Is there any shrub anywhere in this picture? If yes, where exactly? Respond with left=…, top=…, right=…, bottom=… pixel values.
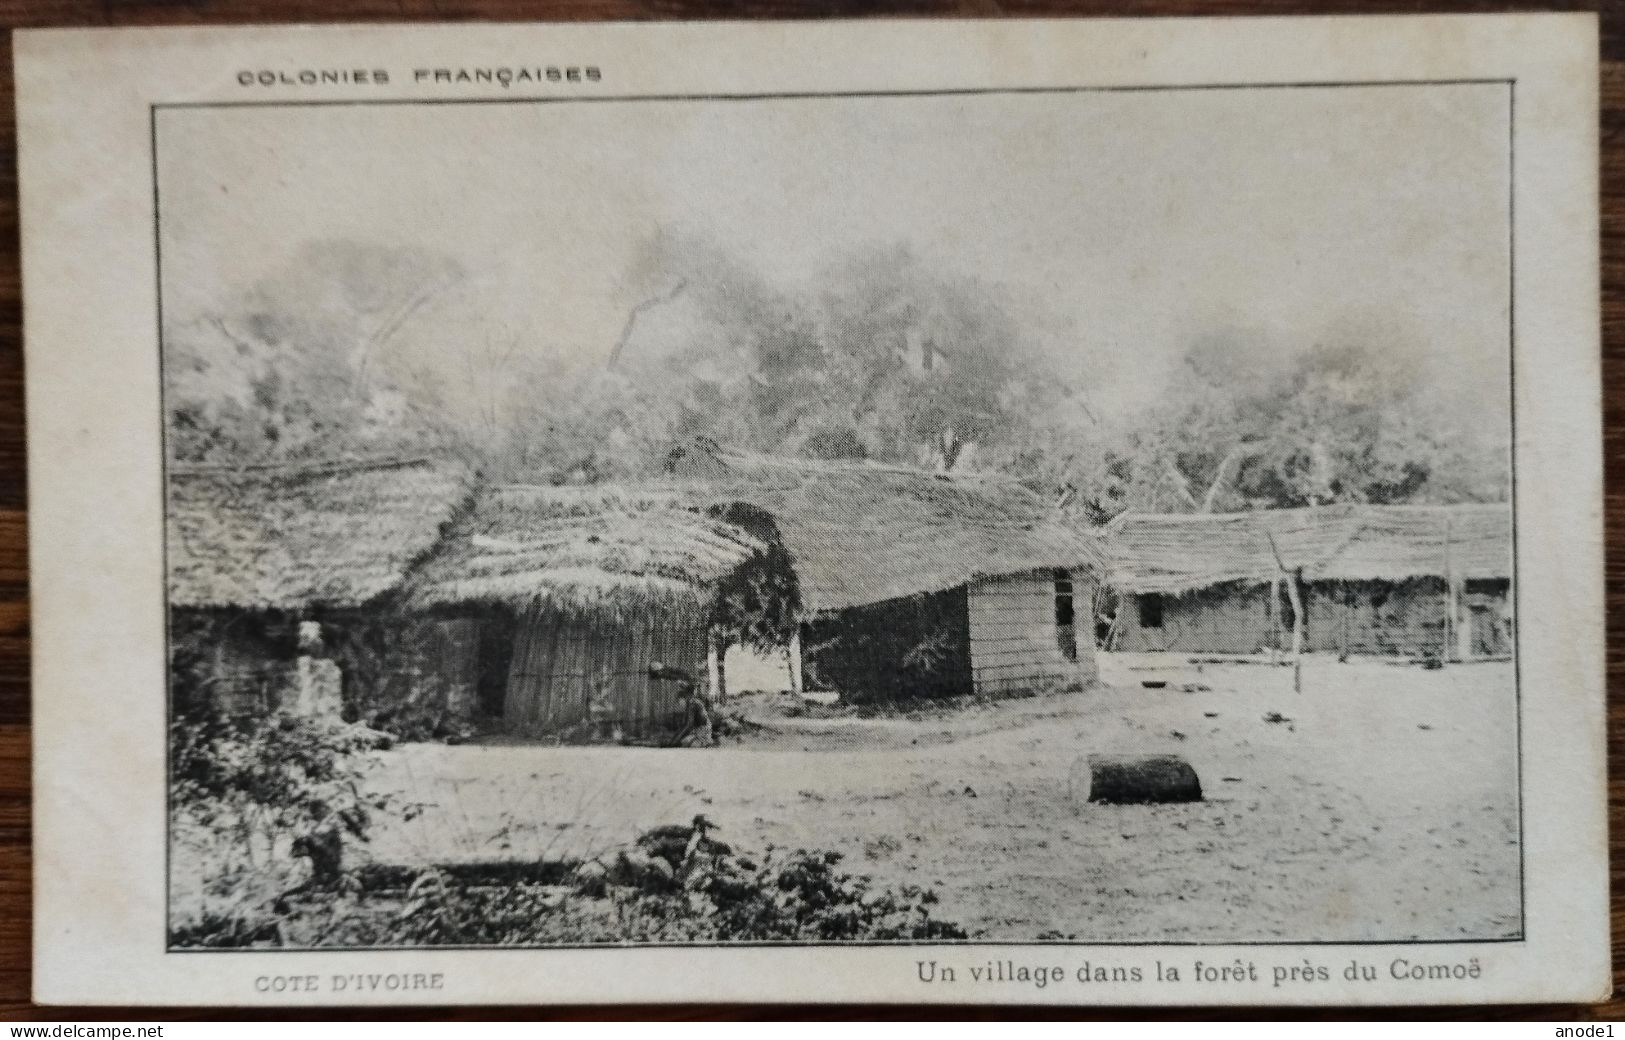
left=178, top=811, right=965, bottom=946
left=171, top=716, right=966, bottom=947
left=168, top=711, right=398, bottom=946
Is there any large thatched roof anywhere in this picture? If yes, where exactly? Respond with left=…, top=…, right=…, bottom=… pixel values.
left=665, top=446, right=1104, bottom=614
left=167, top=457, right=470, bottom=611
left=402, top=483, right=768, bottom=614
left=167, top=446, right=1103, bottom=620
left=1104, top=503, right=1512, bottom=595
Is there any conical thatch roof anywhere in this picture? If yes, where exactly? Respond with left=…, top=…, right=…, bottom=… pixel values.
left=665, top=446, right=1104, bottom=614
left=166, top=456, right=470, bottom=611
left=1104, top=503, right=1511, bottom=595
left=401, top=483, right=768, bottom=614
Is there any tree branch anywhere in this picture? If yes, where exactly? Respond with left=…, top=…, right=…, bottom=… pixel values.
left=1198, top=439, right=1266, bottom=513
left=606, top=279, right=688, bottom=369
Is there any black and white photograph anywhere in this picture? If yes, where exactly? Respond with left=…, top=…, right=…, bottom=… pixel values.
left=14, top=14, right=1608, bottom=1006
left=155, top=81, right=1523, bottom=951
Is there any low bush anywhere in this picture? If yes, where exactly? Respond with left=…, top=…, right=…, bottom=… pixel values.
left=170, top=714, right=965, bottom=948
left=169, top=711, right=404, bottom=945
left=175, top=814, right=965, bottom=946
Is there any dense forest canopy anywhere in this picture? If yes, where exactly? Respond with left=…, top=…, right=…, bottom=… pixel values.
left=165, top=237, right=1509, bottom=522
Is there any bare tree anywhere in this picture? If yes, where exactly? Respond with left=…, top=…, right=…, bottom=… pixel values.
left=606, top=280, right=689, bottom=369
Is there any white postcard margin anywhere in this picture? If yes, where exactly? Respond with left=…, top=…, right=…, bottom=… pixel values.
left=16, top=14, right=1607, bottom=1006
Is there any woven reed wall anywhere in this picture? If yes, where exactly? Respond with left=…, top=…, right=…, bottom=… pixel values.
left=503, top=601, right=709, bottom=741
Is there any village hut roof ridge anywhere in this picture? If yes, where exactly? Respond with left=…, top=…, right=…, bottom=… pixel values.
left=401, top=481, right=769, bottom=615
left=664, top=445, right=1105, bottom=613
left=1104, top=502, right=1512, bottom=594
left=166, top=455, right=472, bottom=611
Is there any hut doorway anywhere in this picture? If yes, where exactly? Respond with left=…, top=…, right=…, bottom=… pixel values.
left=1053, top=569, right=1078, bottom=662
left=475, top=610, right=517, bottom=719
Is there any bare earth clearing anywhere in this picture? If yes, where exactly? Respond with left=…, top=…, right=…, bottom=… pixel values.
left=366, top=655, right=1521, bottom=943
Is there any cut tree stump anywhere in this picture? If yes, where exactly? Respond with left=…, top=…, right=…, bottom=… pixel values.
left=1085, top=753, right=1203, bottom=805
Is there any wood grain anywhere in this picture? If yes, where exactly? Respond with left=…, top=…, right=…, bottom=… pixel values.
left=0, top=0, right=1618, bottom=1020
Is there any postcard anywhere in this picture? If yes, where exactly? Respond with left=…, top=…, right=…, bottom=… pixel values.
left=16, top=14, right=1606, bottom=1005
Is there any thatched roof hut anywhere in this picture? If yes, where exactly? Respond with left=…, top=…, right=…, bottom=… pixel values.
left=166, top=456, right=471, bottom=611
left=660, top=445, right=1105, bottom=702
left=1103, top=503, right=1514, bottom=660
left=398, top=482, right=785, bottom=740
left=665, top=445, right=1104, bottom=614
left=401, top=483, right=771, bottom=615
left=1104, top=503, right=1511, bottom=595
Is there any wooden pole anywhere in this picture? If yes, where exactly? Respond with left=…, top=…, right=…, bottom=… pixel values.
left=706, top=632, right=723, bottom=703
left=1286, top=575, right=1305, bottom=694
left=1442, top=514, right=1461, bottom=662
left=1264, top=531, right=1304, bottom=693
left=787, top=626, right=804, bottom=697
left=1286, top=576, right=1304, bottom=659
left=717, top=643, right=727, bottom=704
left=1267, top=574, right=1280, bottom=663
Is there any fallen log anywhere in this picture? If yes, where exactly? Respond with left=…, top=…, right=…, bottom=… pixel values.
left=1085, top=753, right=1203, bottom=804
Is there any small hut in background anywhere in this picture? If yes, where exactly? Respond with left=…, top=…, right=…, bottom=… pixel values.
left=666, top=444, right=1105, bottom=704
left=402, top=484, right=790, bottom=742
left=165, top=457, right=471, bottom=721
left=1103, top=503, right=1512, bottom=660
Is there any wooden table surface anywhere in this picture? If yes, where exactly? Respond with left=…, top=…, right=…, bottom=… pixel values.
left=0, top=0, right=1618, bottom=1021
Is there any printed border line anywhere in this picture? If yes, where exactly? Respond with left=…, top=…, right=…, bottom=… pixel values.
left=153, top=77, right=1523, bottom=953
left=151, top=77, right=1516, bottom=111
left=153, top=101, right=173, bottom=950
left=1509, top=79, right=1524, bottom=942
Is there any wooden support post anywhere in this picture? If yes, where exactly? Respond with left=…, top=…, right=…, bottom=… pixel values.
left=706, top=633, right=723, bottom=703
left=1442, top=514, right=1461, bottom=663
left=1285, top=572, right=1305, bottom=656
left=787, top=626, right=804, bottom=697
left=1265, top=530, right=1306, bottom=694
left=1267, top=574, right=1280, bottom=662
left=1284, top=571, right=1305, bottom=694
left=716, top=645, right=727, bottom=704
left=1338, top=581, right=1350, bottom=659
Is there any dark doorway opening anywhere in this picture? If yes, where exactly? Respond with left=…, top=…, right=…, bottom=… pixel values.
left=1139, top=592, right=1165, bottom=629
left=1053, top=569, right=1077, bottom=662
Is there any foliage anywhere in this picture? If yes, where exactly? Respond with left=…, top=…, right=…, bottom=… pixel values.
left=324, top=620, right=472, bottom=742
left=168, top=711, right=398, bottom=946
left=1029, top=339, right=1510, bottom=522
left=171, top=713, right=386, bottom=838
left=174, top=809, right=966, bottom=947
left=707, top=505, right=802, bottom=655
left=164, top=242, right=462, bottom=465
left=802, top=590, right=974, bottom=705
left=171, top=709, right=962, bottom=948
left=166, top=234, right=1509, bottom=517
left=168, top=609, right=294, bottom=720
left=693, top=844, right=966, bottom=942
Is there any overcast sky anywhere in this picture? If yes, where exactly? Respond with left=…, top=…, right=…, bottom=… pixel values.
left=156, top=83, right=1512, bottom=427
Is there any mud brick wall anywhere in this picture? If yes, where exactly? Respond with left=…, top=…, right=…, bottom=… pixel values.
left=1113, top=582, right=1279, bottom=655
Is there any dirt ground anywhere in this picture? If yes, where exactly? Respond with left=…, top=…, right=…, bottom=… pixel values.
left=365, top=653, right=1522, bottom=943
